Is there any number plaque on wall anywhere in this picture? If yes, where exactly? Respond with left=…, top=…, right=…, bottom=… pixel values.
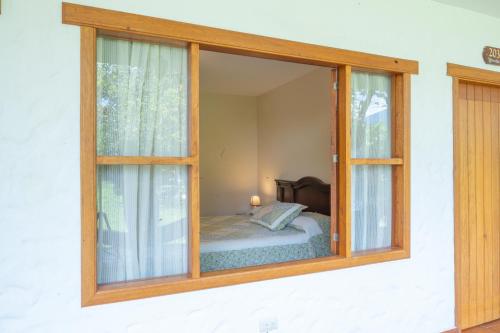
left=483, top=46, right=500, bottom=66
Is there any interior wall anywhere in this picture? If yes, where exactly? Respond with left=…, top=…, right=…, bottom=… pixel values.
left=200, top=93, right=258, bottom=216
left=2, top=0, right=500, bottom=332
left=257, top=69, right=332, bottom=204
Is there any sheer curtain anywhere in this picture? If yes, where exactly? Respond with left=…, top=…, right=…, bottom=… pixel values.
left=96, top=36, right=188, bottom=284
left=351, top=72, right=392, bottom=251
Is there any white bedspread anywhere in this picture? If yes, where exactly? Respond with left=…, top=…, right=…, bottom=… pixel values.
left=200, top=214, right=323, bottom=253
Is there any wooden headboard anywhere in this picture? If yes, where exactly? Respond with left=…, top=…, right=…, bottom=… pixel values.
left=275, top=177, right=330, bottom=216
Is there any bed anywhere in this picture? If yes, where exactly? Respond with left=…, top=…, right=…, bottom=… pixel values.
left=200, top=177, right=332, bottom=272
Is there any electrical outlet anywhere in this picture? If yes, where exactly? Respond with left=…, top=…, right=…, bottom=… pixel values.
left=259, top=317, right=278, bottom=333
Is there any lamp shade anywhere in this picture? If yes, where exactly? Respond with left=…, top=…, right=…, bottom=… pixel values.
left=250, top=195, right=261, bottom=206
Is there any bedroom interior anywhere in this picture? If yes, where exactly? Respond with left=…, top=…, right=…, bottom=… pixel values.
left=199, top=51, right=335, bottom=271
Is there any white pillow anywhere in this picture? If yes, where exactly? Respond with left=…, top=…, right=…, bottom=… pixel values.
left=250, top=202, right=307, bottom=231
left=288, top=215, right=323, bottom=236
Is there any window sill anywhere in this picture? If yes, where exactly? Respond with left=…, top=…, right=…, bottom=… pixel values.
left=84, top=247, right=409, bottom=306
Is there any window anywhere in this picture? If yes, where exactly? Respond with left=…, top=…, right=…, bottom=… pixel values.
left=67, top=2, right=415, bottom=305
left=346, top=71, right=409, bottom=254
left=336, top=67, right=410, bottom=259
left=199, top=51, right=336, bottom=272
left=95, top=36, right=190, bottom=284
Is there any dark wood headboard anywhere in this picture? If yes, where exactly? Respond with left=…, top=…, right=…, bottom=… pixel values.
left=275, top=177, right=330, bottom=216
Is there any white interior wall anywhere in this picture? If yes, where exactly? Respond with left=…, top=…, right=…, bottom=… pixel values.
left=2, top=0, right=500, bottom=332
left=200, top=69, right=330, bottom=213
left=200, top=93, right=258, bottom=216
left=257, top=69, right=331, bottom=204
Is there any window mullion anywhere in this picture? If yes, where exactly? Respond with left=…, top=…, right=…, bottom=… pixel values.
left=391, top=73, right=410, bottom=250
left=330, top=69, right=339, bottom=255
left=351, top=158, right=403, bottom=165
left=338, top=65, right=352, bottom=258
left=81, top=26, right=98, bottom=306
left=95, top=156, right=195, bottom=165
left=188, top=42, right=200, bottom=279
left=402, top=73, right=411, bottom=252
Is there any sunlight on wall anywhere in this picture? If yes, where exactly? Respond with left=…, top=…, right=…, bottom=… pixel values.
left=200, top=93, right=258, bottom=215
left=257, top=69, right=332, bottom=204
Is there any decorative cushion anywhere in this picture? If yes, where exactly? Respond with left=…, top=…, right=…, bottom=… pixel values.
left=250, top=202, right=307, bottom=231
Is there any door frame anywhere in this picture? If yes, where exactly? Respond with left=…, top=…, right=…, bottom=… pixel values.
left=448, top=63, right=500, bottom=331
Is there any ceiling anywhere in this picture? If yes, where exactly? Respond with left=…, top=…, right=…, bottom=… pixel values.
left=433, top=0, right=500, bottom=18
left=200, top=50, right=324, bottom=96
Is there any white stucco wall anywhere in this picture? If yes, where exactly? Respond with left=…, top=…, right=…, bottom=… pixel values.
left=1, top=0, right=499, bottom=332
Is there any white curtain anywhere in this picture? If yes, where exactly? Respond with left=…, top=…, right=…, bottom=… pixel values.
left=351, top=166, right=392, bottom=251
left=351, top=72, right=392, bottom=251
left=96, top=36, right=188, bottom=284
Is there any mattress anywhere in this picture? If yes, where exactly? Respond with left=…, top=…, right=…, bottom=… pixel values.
left=200, top=212, right=331, bottom=272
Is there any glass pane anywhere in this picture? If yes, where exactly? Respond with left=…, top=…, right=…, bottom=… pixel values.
left=351, top=72, right=392, bottom=158
left=351, top=165, right=392, bottom=251
left=96, top=36, right=188, bottom=157
left=97, top=165, right=188, bottom=284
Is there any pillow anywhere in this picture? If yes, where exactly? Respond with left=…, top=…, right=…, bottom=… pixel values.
left=288, top=214, right=323, bottom=236
left=250, top=202, right=307, bottom=231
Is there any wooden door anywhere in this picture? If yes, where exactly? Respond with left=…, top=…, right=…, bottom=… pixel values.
left=454, top=79, right=500, bottom=329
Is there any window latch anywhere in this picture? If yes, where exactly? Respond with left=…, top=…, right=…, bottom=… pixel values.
left=332, top=154, right=338, bottom=163
left=333, top=233, right=339, bottom=242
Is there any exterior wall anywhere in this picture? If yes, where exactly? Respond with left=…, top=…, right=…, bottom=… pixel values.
left=1, top=0, right=500, bottom=332
left=200, top=93, right=258, bottom=216
left=257, top=69, right=331, bottom=204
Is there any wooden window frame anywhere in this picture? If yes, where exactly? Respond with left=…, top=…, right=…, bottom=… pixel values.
left=338, top=67, right=411, bottom=257
left=67, top=2, right=415, bottom=306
